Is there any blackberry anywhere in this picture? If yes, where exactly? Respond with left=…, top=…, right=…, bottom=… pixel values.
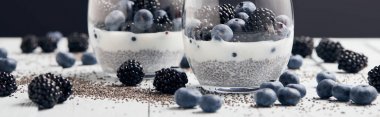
left=117, top=60, right=145, bottom=86
left=292, top=36, right=314, bottom=58
left=153, top=16, right=173, bottom=32
left=0, top=72, right=17, bottom=97
left=316, top=38, right=344, bottom=63
left=68, top=33, right=89, bottom=53
left=338, top=50, right=368, bottom=73
left=153, top=68, right=188, bottom=94
left=21, top=35, right=39, bottom=53
left=368, top=65, right=380, bottom=92
left=38, top=36, right=58, bottom=53
left=133, top=0, right=160, bottom=13
left=193, top=26, right=213, bottom=41
left=218, top=4, right=235, bottom=24
left=247, top=8, right=276, bottom=33
left=44, top=73, right=73, bottom=103
left=28, top=75, right=62, bottom=109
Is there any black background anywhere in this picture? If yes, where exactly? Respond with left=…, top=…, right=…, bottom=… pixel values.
left=1, top=0, right=380, bottom=37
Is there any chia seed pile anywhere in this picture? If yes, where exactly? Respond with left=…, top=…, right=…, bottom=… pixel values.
left=96, top=48, right=183, bottom=74
left=191, top=56, right=289, bottom=87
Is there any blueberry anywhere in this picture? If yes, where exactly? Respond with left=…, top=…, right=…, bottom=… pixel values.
left=226, top=18, right=246, bottom=32
left=279, top=71, right=300, bottom=86
left=0, top=58, right=17, bottom=73
left=260, top=82, right=284, bottom=93
left=277, top=87, right=302, bottom=106
left=56, top=52, right=76, bottom=68
left=288, top=55, right=303, bottom=69
left=211, top=24, right=233, bottom=41
left=46, top=31, right=63, bottom=41
left=154, top=10, right=168, bottom=18
left=105, top=10, right=126, bottom=31
left=254, top=88, right=277, bottom=107
left=332, top=84, right=352, bottom=102
left=316, top=71, right=337, bottom=83
left=286, top=84, right=307, bottom=98
left=81, top=53, right=97, bottom=65
left=133, top=9, right=154, bottom=31
left=0, top=48, right=7, bottom=58
left=235, top=1, right=257, bottom=14
left=185, top=19, right=201, bottom=37
left=174, top=88, right=202, bottom=108
left=236, top=12, right=249, bottom=21
left=316, top=79, right=337, bottom=99
left=350, top=85, right=378, bottom=105
left=276, top=15, right=292, bottom=26
left=199, top=95, right=223, bottom=113
left=173, top=18, right=182, bottom=31
left=117, top=0, right=134, bottom=20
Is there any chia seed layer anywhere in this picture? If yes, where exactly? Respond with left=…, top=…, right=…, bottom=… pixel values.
left=190, top=56, right=289, bottom=87
left=95, top=48, right=183, bottom=74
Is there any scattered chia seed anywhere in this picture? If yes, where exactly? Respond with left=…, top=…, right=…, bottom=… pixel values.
left=131, top=37, right=137, bottom=41
left=190, top=56, right=289, bottom=87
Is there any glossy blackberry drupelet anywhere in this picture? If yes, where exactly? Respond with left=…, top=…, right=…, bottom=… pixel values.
left=0, top=72, right=17, bottom=97
left=117, top=60, right=145, bottom=86
left=153, top=68, right=188, bottom=94
left=338, top=50, right=368, bottom=73
left=44, top=73, right=73, bottom=103
left=316, top=38, right=344, bottom=63
left=21, top=35, right=39, bottom=53
left=247, top=8, right=276, bottom=33
left=133, top=0, right=160, bottom=13
left=28, top=75, right=62, bottom=109
left=218, top=4, right=235, bottom=24
left=292, top=36, right=314, bottom=58
left=153, top=15, right=173, bottom=32
left=38, top=37, right=58, bottom=53
left=368, top=65, right=380, bottom=92
left=68, top=33, right=89, bottom=53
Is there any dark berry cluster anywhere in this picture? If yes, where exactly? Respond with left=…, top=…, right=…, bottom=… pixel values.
left=117, top=60, right=145, bottom=86
left=316, top=38, right=344, bottom=63
left=28, top=73, right=72, bottom=109
left=368, top=65, right=380, bottom=92
left=247, top=8, right=276, bottom=33
left=68, top=32, right=89, bottom=53
left=292, top=36, right=314, bottom=58
left=0, top=72, right=17, bottom=97
left=153, top=68, right=188, bottom=94
left=338, top=50, right=368, bottom=73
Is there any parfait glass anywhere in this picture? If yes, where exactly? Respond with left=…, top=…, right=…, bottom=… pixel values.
left=183, top=0, right=294, bottom=93
left=88, top=0, right=185, bottom=76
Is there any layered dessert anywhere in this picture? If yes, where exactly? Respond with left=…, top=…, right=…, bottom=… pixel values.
left=183, top=1, right=294, bottom=92
left=88, top=0, right=185, bottom=75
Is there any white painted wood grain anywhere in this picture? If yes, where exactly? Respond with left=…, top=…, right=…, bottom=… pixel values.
left=1, top=38, right=380, bottom=117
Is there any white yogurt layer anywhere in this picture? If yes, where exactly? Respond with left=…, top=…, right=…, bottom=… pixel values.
left=184, top=35, right=294, bottom=62
left=89, top=25, right=184, bottom=52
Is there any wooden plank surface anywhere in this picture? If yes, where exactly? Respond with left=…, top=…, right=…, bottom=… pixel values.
left=0, top=38, right=380, bottom=117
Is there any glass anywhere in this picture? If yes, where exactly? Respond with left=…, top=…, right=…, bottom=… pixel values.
left=88, top=0, right=185, bottom=76
left=183, top=0, right=294, bottom=93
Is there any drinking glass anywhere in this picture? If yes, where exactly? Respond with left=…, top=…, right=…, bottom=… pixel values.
left=183, top=0, right=294, bottom=93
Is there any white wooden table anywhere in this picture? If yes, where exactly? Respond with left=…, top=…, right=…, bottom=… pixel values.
left=1, top=38, right=380, bottom=117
